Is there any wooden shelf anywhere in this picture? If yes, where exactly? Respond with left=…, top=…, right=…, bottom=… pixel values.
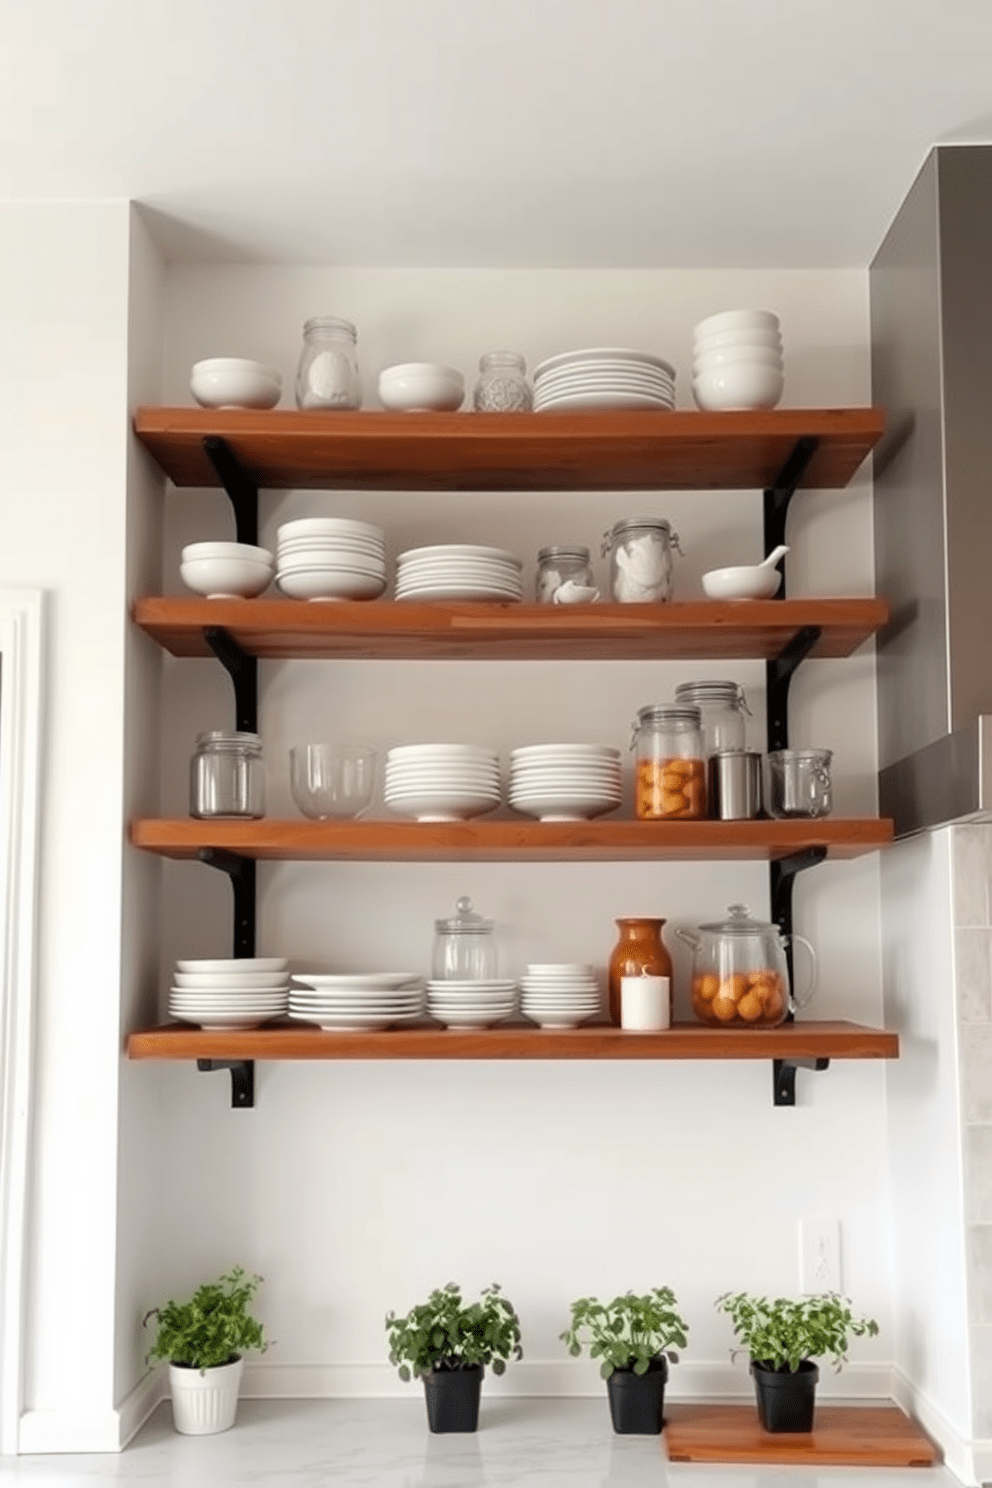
left=132, top=406, right=884, bottom=492
left=663, top=1402, right=937, bottom=1467
left=133, top=596, right=888, bottom=662
left=126, top=1019, right=898, bottom=1063
left=129, top=816, right=894, bottom=863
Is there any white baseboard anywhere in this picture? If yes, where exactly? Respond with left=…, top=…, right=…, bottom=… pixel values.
left=891, top=1366, right=971, bottom=1485
left=117, top=1368, right=166, bottom=1449
left=18, top=1369, right=164, bottom=1454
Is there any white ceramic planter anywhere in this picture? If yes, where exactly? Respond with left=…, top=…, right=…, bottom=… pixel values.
left=168, top=1355, right=243, bottom=1435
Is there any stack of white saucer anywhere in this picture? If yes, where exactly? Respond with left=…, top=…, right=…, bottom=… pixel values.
left=275, top=517, right=387, bottom=600
left=533, top=348, right=676, bottom=412
left=426, top=979, right=519, bottom=1029
left=692, top=310, right=784, bottom=411
left=288, top=972, right=424, bottom=1032
left=520, top=964, right=601, bottom=1029
left=384, top=743, right=502, bottom=822
left=168, top=957, right=289, bottom=1030
left=394, top=544, right=523, bottom=602
left=508, top=744, right=622, bottom=822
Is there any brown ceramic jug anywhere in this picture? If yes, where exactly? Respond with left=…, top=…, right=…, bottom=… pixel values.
left=607, top=917, right=673, bottom=1026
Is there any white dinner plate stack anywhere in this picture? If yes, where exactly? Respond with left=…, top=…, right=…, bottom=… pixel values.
left=394, top=544, right=523, bottom=602
left=508, top=744, right=622, bottom=822
left=289, top=972, right=425, bottom=1031
left=384, top=743, right=502, bottom=822
left=275, top=517, right=387, bottom=601
left=520, top=963, right=601, bottom=1029
left=533, top=349, right=676, bottom=413
left=426, top=979, right=519, bottom=1029
left=168, top=957, right=290, bottom=1030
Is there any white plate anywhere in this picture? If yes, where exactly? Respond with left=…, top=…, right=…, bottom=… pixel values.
left=291, top=972, right=422, bottom=989
left=521, top=1012, right=598, bottom=1029
left=176, top=957, right=287, bottom=973
left=509, top=769, right=621, bottom=784
left=276, top=570, right=387, bottom=601
left=526, top=964, right=595, bottom=975
left=386, top=744, right=499, bottom=760
left=429, top=1010, right=516, bottom=1029
left=394, top=586, right=523, bottom=603
left=277, top=518, right=385, bottom=541
left=397, top=545, right=522, bottom=566
left=426, top=981, right=518, bottom=992
left=509, top=797, right=620, bottom=821
left=287, top=1010, right=424, bottom=1031
left=276, top=555, right=386, bottom=576
left=173, top=971, right=290, bottom=989
left=536, top=370, right=676, bottom=394
left=534, top=347, right=677, bottom=379
left=170, top=1012, right=282, bottom=1029
left=511, top=744, right=621, bottom=759
left=535, top=391, right=675, bottom=413
left=384, top=764, right=501, bottom=779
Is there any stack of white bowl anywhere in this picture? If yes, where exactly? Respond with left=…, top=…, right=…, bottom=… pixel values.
left=384, top=743, right=502, bottom=822
left=275, top=517, right=387, bottom=601
left=288, top=972, right=424, bottom=1032
left=692, top=310, right=784, bottom=411
left=508, top=744, right=622, bottom=822
left=180, top=541, right=275, bottom=599
left=533, top=348, right=676, bottom=412
left=426, top=978, right=519, bottom=1029
left=520, top=963, right=601, bottom=1029
left=168, top=957, right=289, bottom=1030
left=394, top=544, right=523, bottom=602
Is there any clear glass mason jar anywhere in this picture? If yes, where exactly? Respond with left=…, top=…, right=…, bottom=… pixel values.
left=535, top=544, right=594, bottom=603
left=295, top=316, right=361, bottom=410
left=674, top=680, right=751, bottom=755
left=602, top=517, right=683, bottom=602
left=632, top=704, right=706, bottom=820
left=190, top=731, right=265, bottom=819
left=473, top=351, right=533, bottom=412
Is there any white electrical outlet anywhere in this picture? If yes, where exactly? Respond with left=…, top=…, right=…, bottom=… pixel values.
left=799, top=1218, right=841, bottom=1293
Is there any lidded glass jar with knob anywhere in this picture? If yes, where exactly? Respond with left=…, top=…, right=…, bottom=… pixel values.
left=432, top=895, right=497, bottom=981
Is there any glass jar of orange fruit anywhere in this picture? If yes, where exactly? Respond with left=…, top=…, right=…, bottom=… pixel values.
left=632, top=704, right=707, bottom=820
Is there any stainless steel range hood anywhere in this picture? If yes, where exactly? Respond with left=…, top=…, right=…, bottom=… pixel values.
left=871, top=145, right=992, bottom=836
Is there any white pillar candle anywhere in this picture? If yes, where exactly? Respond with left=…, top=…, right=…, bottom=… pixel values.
left=621, top=974, right=671, bottom=1031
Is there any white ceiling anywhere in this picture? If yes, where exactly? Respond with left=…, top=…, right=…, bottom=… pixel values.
left=3, top=0, right=992, bottom=268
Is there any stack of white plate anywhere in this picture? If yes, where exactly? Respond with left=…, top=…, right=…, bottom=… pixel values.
left=508, top=744, right=622, bottom=822
left=384, top=743, right=502, bottom=822
left=520, top=963, right=601, bottom=1029
left=288, top=972, right=424, bottom=1032
left=533, top=349, right=676, bottom=413
left=394, top=544, right=523, bottom=602
left=275, top=517, right=387, bottom=601
left=426, top=979, right=519, bottom=1029
left=692, top=310, right=784, bottom=411
left=168, top=957, right=290, bottom=1030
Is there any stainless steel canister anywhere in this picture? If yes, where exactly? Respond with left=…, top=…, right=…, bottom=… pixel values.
left=708, top=750, right=763, bottom=820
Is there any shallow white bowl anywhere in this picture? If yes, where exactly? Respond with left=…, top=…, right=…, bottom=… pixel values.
left=694, top=309, right=781, bottom=338
left=173, top=969, right=289, bottom=989
left=176, top=957, right=287, bottom=973
left=275, top=569, right=386, bottom=601
left=702, top=563, right=783, bottom=600
left=693, top=364, right=784, bottom=412
left=692, top=326, right=783, bottom=354
left=181, top=541, right=274, bottom=565
left=378, top=363, right=465, bottom=413
left=190, top=358, right=282, bottom=410
left=180, top=556, right=274, bottom=599
left=276, top=517, right=385, bottom=543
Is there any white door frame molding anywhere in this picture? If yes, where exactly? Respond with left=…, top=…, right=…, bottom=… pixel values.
left=0, top=589, right=45, bottom=1454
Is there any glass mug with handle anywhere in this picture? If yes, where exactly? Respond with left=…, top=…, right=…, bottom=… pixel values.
left=765, top=748, right=833, bottom=819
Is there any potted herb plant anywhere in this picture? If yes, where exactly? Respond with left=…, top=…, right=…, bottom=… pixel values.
left=559, top=1287, right=689, bottom=1434
left=715, top=1290, right=879, bottom=1433
left=143, top=1266, right=267, bottom=1435
left=385, top=1281, right=522, bottom=1433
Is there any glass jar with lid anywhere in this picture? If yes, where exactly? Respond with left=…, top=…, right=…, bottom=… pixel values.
left=295, top=316, right=361, bottom=409
left=673, top=680, right=751, bottom=756
left=432, top=895, right=497, bottom=981
left=189, top=731, right=265, bottom=819
left=601, top=517, right=683, bottom=603
left=631, top=704, right=706, bottom=819
left=473, top=351, right=533, bottom=412
left=675, top=902, right=817, bottom=1028
left=536, top=544, right=594, bottom=603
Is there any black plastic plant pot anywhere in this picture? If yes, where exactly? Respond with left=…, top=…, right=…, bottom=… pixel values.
left=605, top=1356, right=668, bottom=1435
left=751, top=1359, right=820, bottom=1433
left=422, top=1364, right=484, bottom=1433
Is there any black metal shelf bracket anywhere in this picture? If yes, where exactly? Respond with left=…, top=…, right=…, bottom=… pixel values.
left=196, top=848, right=257, bottom=961
left=762, top=436, right=820, bottom=597
left=766, top=626, right=821, bottom=755
left=203, top=436, right=259, bottom=547
left=196, top=1058, right=255, bottom=1109
left=769, top=846, right=828, bottom=1107
left=203, top=626, right=258, bottom=734
left=773, top=1056, right=830, bottom=1107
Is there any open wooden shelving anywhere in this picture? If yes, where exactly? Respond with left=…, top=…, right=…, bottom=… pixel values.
left=132, top=406, right=884, bottom=492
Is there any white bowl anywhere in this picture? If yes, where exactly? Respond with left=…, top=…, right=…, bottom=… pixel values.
left=290, top=744, right=377, bottom=819
left=176, top=957, right=287, bottom=973
left=694, top=309, right=781, bottom=338
left=276, top=517, right=385, bottom=543
left=377, top=363, right=465, bottom=413
left=180, top=556, right=274, bottom=599
left=181, top=541, right=274, bottom=565
left=693, top=365, right=785, bottom=412
left=693, top=324, right=782, bottom=351
left=693, top=345, right=783, bottom=374
left=275, top=569, right=387, bottom=601
left=702, top=563, right=783, bottom=600
left=190, top=358, right=282, bottom=410
left=173, top=969, right=289, bottom=989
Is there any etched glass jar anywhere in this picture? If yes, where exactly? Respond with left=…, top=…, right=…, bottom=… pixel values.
left=472, top=351, right=533, bottom=412
left=295, top=316, right=361, bottom=410
left=602, top=517, right=683, bottom=602
left=673, top=680, right=751, bottom=756
left=189, top=731, right=265, bottom=819
left=632, top=704, right=706, bottom=820
left=536, top=544, right=594, bottom=603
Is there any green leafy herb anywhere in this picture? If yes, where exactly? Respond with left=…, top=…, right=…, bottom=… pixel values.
left=715, top=1291, right=878, bottom=1374
left=559, top=1288, right=689, bottom=1379
left=143, top=1266, right=267, bottom=1373
left=385, top=1282, right=523, bottom=1381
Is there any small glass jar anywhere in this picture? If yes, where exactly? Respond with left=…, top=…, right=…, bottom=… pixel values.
left=674, top=680, right=751, bottom=756
left=632, top=704, right=706, bottom=820
left=295, top=316, right=361, bottom=410
left=473, top=351, right=533, bottom=412
left=432, top=895, right=497, bottom=980
left=601, top=517, right=683, bottom=603
left=536, top=544, right=594, bottom=603
left=190, top=731, right=265, bottom=819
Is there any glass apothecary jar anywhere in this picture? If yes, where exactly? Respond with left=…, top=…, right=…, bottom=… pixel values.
left=536, top=544, right=594, bottom=603
left=632, top=704, right=706, bottom=820
left=602, top=517, right=683, bottom=602
left=190, top=731, right=265, bottom=819
left=473, top=351, right=533, bottom=412
left=674, top=680, right=751, bottom=756
left=432, top=895, right=497, bottom=981
left=295, top=316, right=361, bottom=409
